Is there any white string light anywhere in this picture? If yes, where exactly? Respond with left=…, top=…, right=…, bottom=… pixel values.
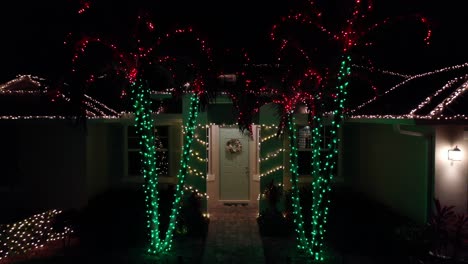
left=352, top=64, right=412, bottom=79
left=187, top=165, right=206, bottom=178
left=349, top=75, right=468, bottom=120
left=409, top=75, right=468, bottom=115
left=260, top=148, right=285, bottom=162
left=259, top=165, right=284, bottom=178
left=190, top=151, right=208, bottom=163
left=0, top=209, right=73, bottom=260
left=430, top=81, right=468, bottom=117
left=183, top=185, right=209, bottom=199
left=0, top=75, right=42, bottom=90
left=84, top=94, right=119, bottom=115
left=350, top=62, right=468, bottom=113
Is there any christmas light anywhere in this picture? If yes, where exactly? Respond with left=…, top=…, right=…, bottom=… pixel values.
left=183, top=185, right=209, bottom=199
left=132, top=77, right=200, bottom=255
left=0, top=210, right=73, bottom=260
left=259, top=165, right=284, bottom=178
left=350, top=62, right=468, bottom=113
left=0, top=75, right=42, bottom=90
left=430, top=81, right=468, bottom=117
left=351, top=64, right=411, bottom=79
left=187, top=165, right=206, bottom=178
left=259, top=148, right=285, bottom=162
left=409, top=75, right=468, bottom=116
left=77, top=0, right=91, bottom=14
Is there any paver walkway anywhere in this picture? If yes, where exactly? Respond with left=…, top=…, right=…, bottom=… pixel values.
left=201, top=204, right=264, bottom=264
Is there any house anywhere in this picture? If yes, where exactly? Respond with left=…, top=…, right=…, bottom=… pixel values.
left=1, top=74, right=334, bottom=215
left=339, top=70, right=468, bottom=224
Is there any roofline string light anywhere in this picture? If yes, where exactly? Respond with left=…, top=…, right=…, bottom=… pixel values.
left=349, top=78, right=468, bottom=120
left=350, top=62, right=468, bottom=114
left=429, top=81, right=468, bottom=117
left=351, top=64, right=412, bottom=79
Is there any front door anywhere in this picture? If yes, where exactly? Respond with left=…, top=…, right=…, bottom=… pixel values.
left=219, top=128, right=250, bottom=201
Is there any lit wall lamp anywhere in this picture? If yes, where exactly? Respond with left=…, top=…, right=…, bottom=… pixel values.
left=448, top=146, right=462, bottom=161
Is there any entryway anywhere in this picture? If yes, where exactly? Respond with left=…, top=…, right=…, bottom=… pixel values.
left=206, top=125, right=260, bottom=211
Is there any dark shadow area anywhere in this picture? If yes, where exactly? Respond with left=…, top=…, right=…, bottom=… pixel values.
left=2, top=187, right=209, bottom=264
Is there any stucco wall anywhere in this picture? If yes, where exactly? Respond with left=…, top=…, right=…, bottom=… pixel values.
left=341, top=122, right=431, bottom=224
left=86, top=122, right=125, bottom=204
left=434, top=126, right=467, bottom=214
left=0, top=120, right=87, bottom=211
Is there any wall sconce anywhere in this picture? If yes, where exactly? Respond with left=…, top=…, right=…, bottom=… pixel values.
left=448, top=146, right=462, bottom=161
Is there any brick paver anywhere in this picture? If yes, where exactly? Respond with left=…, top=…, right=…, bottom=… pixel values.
left=201, top=204, right=264, bottom=264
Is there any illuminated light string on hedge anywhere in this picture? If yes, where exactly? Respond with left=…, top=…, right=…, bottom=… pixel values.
left=0, top=210, right=73, bottom=260
left=350, top=62, right=468, bottom=114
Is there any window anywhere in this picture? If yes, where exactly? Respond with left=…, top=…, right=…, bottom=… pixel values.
left=297, top=125, right=333, bottom=176
left=127, top=125, right=170, bottom=178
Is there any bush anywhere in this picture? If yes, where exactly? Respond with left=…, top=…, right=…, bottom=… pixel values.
left=78, top=188, right=147, bottom=251
left=78, top=186, right=208, bottom=252
left=258, top=180, right=292, bottom=237
left=177, top=192, right=209, bottom=238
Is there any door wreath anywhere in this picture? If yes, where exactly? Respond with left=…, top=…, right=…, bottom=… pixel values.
left=226, top=139, right=242, bottom=153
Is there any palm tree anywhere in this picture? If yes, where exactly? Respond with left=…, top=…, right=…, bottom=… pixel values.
left=268, top=0, right=431, bottom=260
left=69, top=8, right=216, bottom=255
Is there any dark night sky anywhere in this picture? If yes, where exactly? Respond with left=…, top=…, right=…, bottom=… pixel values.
left=0, top=0, right=467, bottom=82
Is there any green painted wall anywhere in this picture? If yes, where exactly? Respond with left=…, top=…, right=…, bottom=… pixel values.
left=259, top=103, right=285, bottom=211
left=341, top=122, right=431, bottom=224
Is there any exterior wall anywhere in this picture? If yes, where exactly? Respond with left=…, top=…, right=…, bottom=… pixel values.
left=86, top=122, right=125, bottom=203
left=0, top=120, right=87, bottom=211
left=259, top=103, right=285, bottom=211
left=341, top=122, right=432, bottom=224
left=434, top=125, right=468, bottom=214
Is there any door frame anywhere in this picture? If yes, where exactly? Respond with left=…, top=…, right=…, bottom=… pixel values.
left=206, top=125, right=260, bottom=210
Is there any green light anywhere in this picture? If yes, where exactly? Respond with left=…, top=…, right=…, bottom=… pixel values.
left=132, top=80, right=200, bottom=255
left=286, top=56, right=352, bottom=261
